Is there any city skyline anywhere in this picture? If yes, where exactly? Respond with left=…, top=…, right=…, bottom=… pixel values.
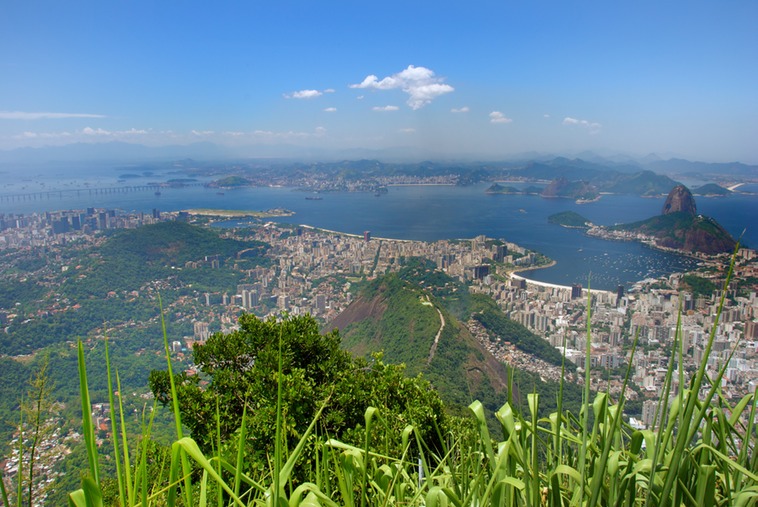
left=2, top=1, right=757, bottom=163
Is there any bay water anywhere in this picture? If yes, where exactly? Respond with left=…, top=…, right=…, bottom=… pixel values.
left=0, top=166, right=755, bottom=291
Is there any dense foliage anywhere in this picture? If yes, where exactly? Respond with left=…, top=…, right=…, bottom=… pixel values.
left=100, top=221, right=263, bottom=267
left=149, top=314, right=448, bottom=474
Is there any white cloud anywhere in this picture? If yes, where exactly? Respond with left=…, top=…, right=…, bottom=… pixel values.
left=285, top=89, right=323, bottom=99
left=563, top=116, right=602, bottom=132
left=356, top=95, right=364, bottom=100
left=120, top=128, right=147, bottom=135
left=0, top=111, right=106, bottom=120
left=451, top=106, right=470, bottom=113
left=250, top=126, right=326, bottom=140
left=82, top=127, right=111, bottom=136
left=323, top=88, right=335, bottom=94
left=399, top=128, right=416, bottom=133
left=323, top=107, right=337, bottom=112
left=543, top=114, right=551, bottom=118
left=14, top=130, right=73, bottom=139
left=191, top=130, right=215, bottom=136
left=489, top=111, right=512, bottom=124
left=14, top=127, right=145, bottom=140
left=350, top=65, right=454, bottom=110
left=372, top=105, right=399, bottom=112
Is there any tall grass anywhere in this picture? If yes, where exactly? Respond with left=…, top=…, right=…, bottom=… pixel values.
left=65, top=252, right=757, bottom=506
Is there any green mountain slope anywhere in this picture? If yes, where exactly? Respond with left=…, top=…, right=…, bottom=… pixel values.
left=330, top=272, right=510, bottom=413
left=101, top=221, right=263, bottom=266
left=614, top=211, right=736, bottom=255
left=605, top=170, right=678, bottom=195
left=329, top=262, right=582, bottom=418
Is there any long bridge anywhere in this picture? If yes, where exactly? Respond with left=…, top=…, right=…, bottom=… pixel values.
left=0, top=183, right=203, bottom=203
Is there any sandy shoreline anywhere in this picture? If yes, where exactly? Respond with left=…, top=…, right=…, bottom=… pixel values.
left=184, top=208, right=294, bottom=218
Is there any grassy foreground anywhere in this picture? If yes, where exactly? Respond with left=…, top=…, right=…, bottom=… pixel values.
left=4, top=255, right=758, bottom=506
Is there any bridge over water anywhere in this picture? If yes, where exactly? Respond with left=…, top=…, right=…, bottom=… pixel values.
left=0, top=183, right=203, bottom=203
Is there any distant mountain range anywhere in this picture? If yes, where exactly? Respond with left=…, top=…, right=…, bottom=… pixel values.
left=1, top=142, right=756, bottom=182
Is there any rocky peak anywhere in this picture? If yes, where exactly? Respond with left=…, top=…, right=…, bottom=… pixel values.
left=662, top=185, right=697, bottom=217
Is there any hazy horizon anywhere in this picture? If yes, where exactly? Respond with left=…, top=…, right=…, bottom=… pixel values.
left=2, top=1, right=757, bottom=164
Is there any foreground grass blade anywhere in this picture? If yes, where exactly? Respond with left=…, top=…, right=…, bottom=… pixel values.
left=158, top=294, right=193, bottom=507
left=77, top=340, right=100, bottom=487
left=659, top=243, right=739, bottom=507
left=104, top=338, right=127, bottom=507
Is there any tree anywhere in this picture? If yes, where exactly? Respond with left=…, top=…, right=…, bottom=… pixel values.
left=4, top=356, right=56, bottom=507
left=149, top=314, right=448, bottom=473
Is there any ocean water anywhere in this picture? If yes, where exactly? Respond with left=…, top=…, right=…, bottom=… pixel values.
left=0, top=171, right=755, bottom=291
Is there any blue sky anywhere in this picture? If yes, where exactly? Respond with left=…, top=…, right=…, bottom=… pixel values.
left=1, top=1, right=757, bottom=162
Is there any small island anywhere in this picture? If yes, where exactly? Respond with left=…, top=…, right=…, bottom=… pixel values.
left=485, top=183, right=543, bottom=195
left=485, top=183, right=520, bottom=194
left=206, top=175, right=253, bottom=188
left=692, top=183, right=731, bottom=196
left=548, top=211, right=592, bottom=229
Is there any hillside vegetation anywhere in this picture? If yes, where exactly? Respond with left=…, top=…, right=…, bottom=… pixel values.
left=615, top=211, right=736, bottom=255
left=59, top=290, right=756, bottom=507
left=331, top=260, right=582, bottom=419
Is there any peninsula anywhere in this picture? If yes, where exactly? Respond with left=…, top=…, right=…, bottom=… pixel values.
left=588, top=185, right=736, bottom=256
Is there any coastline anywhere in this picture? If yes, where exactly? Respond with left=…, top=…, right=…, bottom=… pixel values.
left=586, top=225, right=729, bottom=263
left=511, top=266, right=615, bottom=296
left=510, top=259, right=557, bottom=274
left=298, top=224, right=415, bottom=243
left=184, top=208, right=295, bottom=218
left=387, top=183, right=456, bottom=187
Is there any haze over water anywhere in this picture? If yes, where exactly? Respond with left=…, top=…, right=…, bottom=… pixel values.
left=2, top=167, right=754, bottom=291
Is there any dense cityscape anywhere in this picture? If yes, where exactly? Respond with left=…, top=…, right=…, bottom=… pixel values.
left=0, top=193, right=756, bottom=504
left=3, top=203, right=756, bottom=411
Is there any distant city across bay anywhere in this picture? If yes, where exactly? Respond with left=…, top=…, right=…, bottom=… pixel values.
left=2, top=167, right=754, bottom=290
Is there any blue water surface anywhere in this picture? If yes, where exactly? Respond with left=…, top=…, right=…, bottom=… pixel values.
left=1, top=175, right=754, bottom=291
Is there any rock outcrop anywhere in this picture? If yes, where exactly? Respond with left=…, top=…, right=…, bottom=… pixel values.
left=662, top=184, right=697, bottom=217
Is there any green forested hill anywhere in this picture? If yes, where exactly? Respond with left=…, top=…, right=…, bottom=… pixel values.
left=334, top=274, right=439, bottom=373
left=100, top=221, right=265, bottom=267
left=329, top=262, right=583, bottom=418
left=330, top=272, right=510, bottom=415
left=614, top=211, right=736, bottom=255
left=0, top=222, right=269, bottom=354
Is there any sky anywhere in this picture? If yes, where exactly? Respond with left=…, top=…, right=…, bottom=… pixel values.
left=1, top=1, right=757, bottom=163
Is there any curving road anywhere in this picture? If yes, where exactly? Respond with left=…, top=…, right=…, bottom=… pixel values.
left=427, top=304, right=445, bottom=364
